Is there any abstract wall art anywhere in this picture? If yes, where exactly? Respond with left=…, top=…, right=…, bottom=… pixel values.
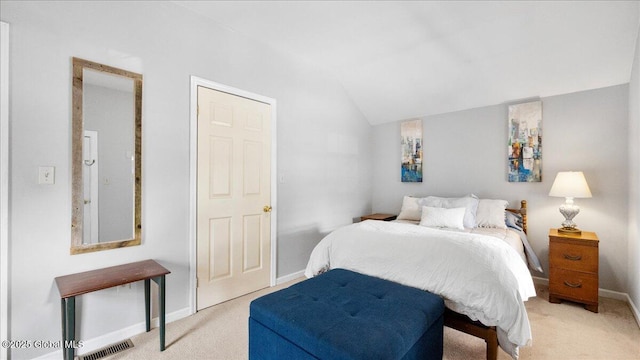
left=401, top=119, right=423, bottom=182
left=508, top=100, right=542, bottom=182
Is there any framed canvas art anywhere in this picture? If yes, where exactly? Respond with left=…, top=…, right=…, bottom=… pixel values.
left=508, top=101, right=542, bottom=182
left=401, top=119, right=423, bottom=182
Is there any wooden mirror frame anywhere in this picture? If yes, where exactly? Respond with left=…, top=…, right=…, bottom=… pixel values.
left=71, top=57, right=142, bottom=254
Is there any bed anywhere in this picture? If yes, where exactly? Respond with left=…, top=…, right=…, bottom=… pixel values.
left=304, top=196, right=541, bottom=360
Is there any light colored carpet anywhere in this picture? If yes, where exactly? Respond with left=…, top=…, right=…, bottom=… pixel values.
left=105, top=280, right=640, bottom=360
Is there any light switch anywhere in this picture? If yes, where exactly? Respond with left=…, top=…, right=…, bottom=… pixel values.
left=38, top=166, right=55, bottom=185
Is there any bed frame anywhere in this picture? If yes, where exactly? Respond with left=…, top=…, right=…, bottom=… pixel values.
left=443, top=200, right=527, bottom=360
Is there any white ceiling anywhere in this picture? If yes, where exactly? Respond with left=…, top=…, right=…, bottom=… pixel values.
left=175, top=1, right=640, bottom=125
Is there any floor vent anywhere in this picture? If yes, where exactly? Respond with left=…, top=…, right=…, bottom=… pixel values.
left=77, top=339, right=134, bottom=360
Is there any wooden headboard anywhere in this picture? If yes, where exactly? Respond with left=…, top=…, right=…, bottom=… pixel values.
left=506, top=200, right=527, bottom=234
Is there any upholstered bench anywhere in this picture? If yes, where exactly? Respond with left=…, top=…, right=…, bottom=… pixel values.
left=249, top=268, right=445, bottom=360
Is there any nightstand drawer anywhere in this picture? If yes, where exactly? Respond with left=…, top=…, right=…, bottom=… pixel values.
left=549, top=241, right=597, bottom=273
left=549, top=268, right=598, bottom=303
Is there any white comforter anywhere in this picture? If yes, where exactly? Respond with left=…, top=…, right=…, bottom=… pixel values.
left=304, top=220, right=536, bottom=359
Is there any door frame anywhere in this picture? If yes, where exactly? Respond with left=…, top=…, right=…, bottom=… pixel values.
left=188, top=76, right=277, bottom=314
left=1, top=21, right=9, bottom=360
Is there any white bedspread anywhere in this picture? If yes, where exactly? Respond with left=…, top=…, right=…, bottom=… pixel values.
left=304, top=220, right=536, bottom=359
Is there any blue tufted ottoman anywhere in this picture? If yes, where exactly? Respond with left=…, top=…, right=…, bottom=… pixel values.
left=249, top=269, right=444, bottom=360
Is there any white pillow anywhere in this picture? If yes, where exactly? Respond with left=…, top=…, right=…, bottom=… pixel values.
left=421, top=195, right=479, bottom=229
left=476, top=199, right=509, bottom=229
left=419, top=206, right=466, bottom=230
left=397, top=196, right=422, bottom=221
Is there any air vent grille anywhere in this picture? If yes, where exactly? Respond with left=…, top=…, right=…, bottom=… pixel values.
left=78, top=339, right=134, bottom=360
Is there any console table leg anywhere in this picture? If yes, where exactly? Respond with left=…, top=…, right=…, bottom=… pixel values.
left=60, top=298, right=66, bottom=351
left=159, top=275, right=166, bottom=351
left=151, top=275, right=166, bottom=351
left=62, top=297, right=75, bottom=360
left=144, top=279, right=151, bottom=332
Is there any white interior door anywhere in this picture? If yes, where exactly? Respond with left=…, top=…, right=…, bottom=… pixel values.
left=83, top=130, right=99, bottom=243
left=196, top=85, right=272, bottom=310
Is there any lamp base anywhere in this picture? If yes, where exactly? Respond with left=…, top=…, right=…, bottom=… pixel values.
left=558, top=227, right=582, bottom=235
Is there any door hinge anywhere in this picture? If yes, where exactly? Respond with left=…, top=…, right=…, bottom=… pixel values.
left=196, top=278, right=199, bottom=287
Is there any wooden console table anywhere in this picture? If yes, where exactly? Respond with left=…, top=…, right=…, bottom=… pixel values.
left=55, top=259, right=170, bottom=360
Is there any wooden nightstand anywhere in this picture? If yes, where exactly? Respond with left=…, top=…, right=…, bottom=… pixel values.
left=360, top=213, right=397, bottom=222
left=548, top=229, right=599, bottom=312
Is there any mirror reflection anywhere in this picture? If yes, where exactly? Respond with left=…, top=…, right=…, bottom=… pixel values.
left=71, top=57, right=142, bottom=254
left=83, top=68, right=135, bottom=243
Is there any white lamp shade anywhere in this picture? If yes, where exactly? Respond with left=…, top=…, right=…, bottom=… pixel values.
left=549, top=171, right=592, bottom=198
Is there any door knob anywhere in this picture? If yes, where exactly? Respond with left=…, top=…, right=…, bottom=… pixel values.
left=263, top=205, right=272, bottom=213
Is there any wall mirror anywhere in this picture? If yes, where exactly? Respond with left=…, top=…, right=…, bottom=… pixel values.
left=71, top=57, right=142, bottom=254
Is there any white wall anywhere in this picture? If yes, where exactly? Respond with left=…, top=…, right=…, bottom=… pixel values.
left=628, top=6, right=640, bottom=320
left=0, top=1, right=371, bottom=358
left=372, top=85, right=630, bottom=292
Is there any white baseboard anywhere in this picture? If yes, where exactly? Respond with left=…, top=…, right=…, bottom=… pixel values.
left=33, top=307, right=191, bottom=360
left=531, top=276, right=548, bottom=286
left=276, top=270, right=305, bottom=285
left=627, top=294, right=640, bottom=329
left=532, top=276, right=640, bottom=328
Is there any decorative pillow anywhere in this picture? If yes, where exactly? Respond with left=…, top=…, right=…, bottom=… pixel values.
left=421, top=195, right=479, bottom=229
left=397, top=196, right=422, bottom=221
left=476, top=199, right=509, bottom=229
left=419, top=206, right=466, bottom=230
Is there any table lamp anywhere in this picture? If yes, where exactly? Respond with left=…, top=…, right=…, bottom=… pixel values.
left=548, top=171, right=592, bottom=234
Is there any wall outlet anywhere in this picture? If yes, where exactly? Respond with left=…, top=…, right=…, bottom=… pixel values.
left=38, top=166, right=55, bottom=185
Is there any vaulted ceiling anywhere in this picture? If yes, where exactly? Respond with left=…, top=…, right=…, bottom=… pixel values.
left=176, top=1, right=640, bottom=125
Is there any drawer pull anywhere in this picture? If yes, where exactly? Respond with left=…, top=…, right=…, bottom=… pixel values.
left=563, top=281, right=582, bottom=288
left=563, top=254, right=582, bottom=261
